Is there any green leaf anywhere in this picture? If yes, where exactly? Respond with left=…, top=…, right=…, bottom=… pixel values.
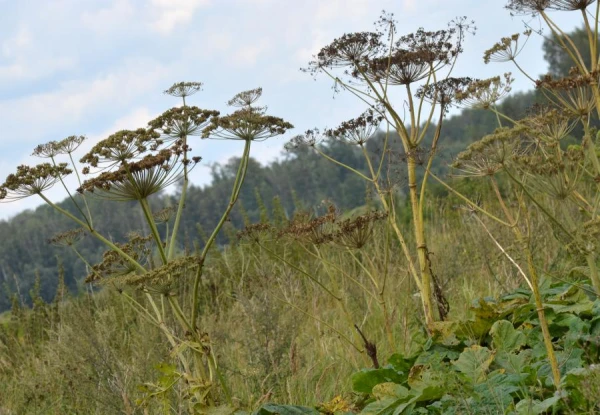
left=490, top=320, right=526, bottom=353
left=254, top=404, right=319, bottom=415
left=452, top=345, right=494, bottom=383
left=515, top=396, right=560, bottom=414
left=360, top=397, right=413, bottom=415
left=352, top=368, right=405, bottom=394
left=372, top=383, right=410, bottom=400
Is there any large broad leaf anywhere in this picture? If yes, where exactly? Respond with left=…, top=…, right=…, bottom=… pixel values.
left=452, top=345, right=494, bottom=384
left=352, top=367, right=405, bottom=394
left=254, top=404, right=319, bottom=415
left=514, top=396, right=561, bottom=414
left=360, top=397, right=415, bottom=415
left=490, top=320, right=526, bottom=353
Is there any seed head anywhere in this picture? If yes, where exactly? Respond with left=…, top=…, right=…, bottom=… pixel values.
left=305, top=32, right=383, bottom=74
left=85, top=233, right=152, bottom=283
left=205, top=106, right=293, bottom=141
left=285, top=129, right=322, bottom=150
left=32, top=141, right=61, bottom=158
left=325, top=109, right=383, bottom=146
left=153, top=206, right=176, bottom=224
left=0, top=163, right=72, bottom=201
left=415, top=77, right=473, bottom=113
left=164, top=81, right=203, bottom=98
left=80, top=128, right=160, bottom=168
left=148, top=106, right=219, bottom=145
left=483, top=30, right=532, bottom=64
left=48, top=228, right=86, bottom=247
left=227, top=87, right=263, bottom=107
left=547, top=0, right=596, bottom=10
left=455, top=73, right=514, bottom=109
left=78, top=148, right=192, bottom=201
left=505, top=0, right=549, bottom=15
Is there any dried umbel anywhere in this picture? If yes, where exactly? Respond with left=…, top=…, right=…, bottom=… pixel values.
left=325, top=109, right=383, bottom=145
left=0, top=163, right=72, bottom=201
left=484, top=30, right=532, bottom=64
left=153, top=206, right=176, bottom=224
left=285, top=129, right=322, bottom=150
left=205, top=106, right=293, bottom=141
left=148, top=106, right=219, bottom=144
left=32, top=141, right=61, bottom=158
left=237, top=222, right=275, bottom=243
left=78, top=148, right=194, bottom=201
left=80, top=128, right=160, bottom=168
left=505, top=0, right=550, bottom=15
left=516, top=148, right=584, bottom=199
left=116, top=255, right=199, bottom=294
left=396, top=26, right=462, bottom=67
left=48, top=228, right=86, bottom=247
left=85, top=233, right=152, bottom=283
left=360, top=50, right=432, bottom=86
left=546, top=0, right=596, bottom=10
left=566, top=217, right=600, bottom=260
left=522, top=106, right=576, bottom=144
left=333, top=211, right=388, bottom=249
left=307, top=32, right=383, bottom=73
left=452, top=126, right=528, bottom=177
left=455, top=73, right=514, bottom=109
left=279, top=205, right=339, bottom=245
left=57, top=135, right=86, bottom=154
left=227, top=87, right=263, bottom=108
left=415, top=77, right=473, bottom=113
left=164, top=81, right=203, bottom=98
left=535, top=71, right=599, bottom=117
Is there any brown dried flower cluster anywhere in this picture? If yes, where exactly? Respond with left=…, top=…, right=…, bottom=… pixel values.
left=80, top=128, right=160, bottom=168
left=452, top=126, right=529, bottom=177
left=285, top=129, right=322, bottom=150
left=85, top=233, right=152, bottom=283
left=415, top=77, right=473, bottom=112
left=117, top=255, right=199, bottom=293
left=164, top=81, right=203, bottom=98
left=455, top=73, right=514, bottom=109
left=77, top=148, right=193, bottom=201
left=32, top=136, right=87, bottom=158
left=153, top=206, right=176, bottom=224
left=148, top=106, right=220, bottom=144
left=483, top=30, right=532, bottom=64
left=309, top=32, right=383, bottom=71
left=227, top=87, right=263, bottom=107
left=0, top=163, right=72, bottom=201
left=325, top=109, right=383, bottom=145
left=522, top=105, right=576, bottom=143
left=47, top=228, right=86, bottom=247
left=278, top=205, right=387, bottom=249
left=206, top=106, right=293, bottom=141
left=535, top=70, right=599, bottom=116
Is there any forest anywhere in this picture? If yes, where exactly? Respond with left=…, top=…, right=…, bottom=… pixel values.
left=2, top=1, right=600, bottom=413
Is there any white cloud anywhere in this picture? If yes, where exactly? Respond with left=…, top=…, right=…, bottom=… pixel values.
left=150, top=0, right=211, bottom=35
left=80, top=0, right=136, bottom=34
left=0, top=58, right=170, bottom=144
left=2, top=25, right=32, bottom=58
left=232, top=38, right=271, bottom=67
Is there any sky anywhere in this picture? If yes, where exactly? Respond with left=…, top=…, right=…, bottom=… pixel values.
left=0, top=0, right=585, bottom=220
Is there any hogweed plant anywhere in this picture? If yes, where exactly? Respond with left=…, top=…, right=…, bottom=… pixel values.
left=0, top=82, right=293, bottom=410
left=425, top=0, right=600, bottom=389
left=290, top=13, right=476, bottom=331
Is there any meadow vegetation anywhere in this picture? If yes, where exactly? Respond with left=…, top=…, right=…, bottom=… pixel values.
left=3, top=0, right=600, bottom=413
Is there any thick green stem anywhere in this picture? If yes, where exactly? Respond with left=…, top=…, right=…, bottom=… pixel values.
left=190, top=139, right=252, bottom=328
left=139, top=198, right=168, bottom=265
